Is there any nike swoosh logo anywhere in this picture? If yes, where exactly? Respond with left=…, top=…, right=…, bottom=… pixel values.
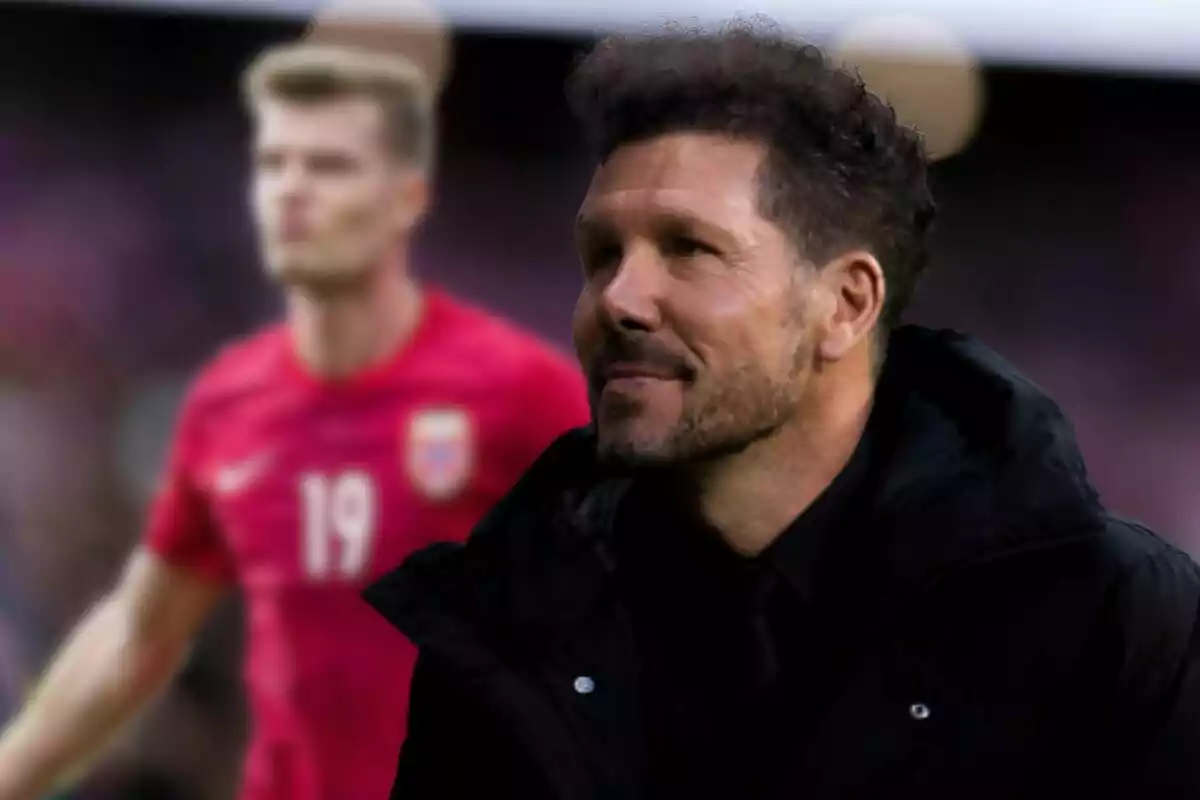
left=213, top=452, right=273, bottom=496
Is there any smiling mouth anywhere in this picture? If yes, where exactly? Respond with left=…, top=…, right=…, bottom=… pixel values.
left=598, top=363, right=691, bottom=396
left=604, top=361, right=684, bottom=381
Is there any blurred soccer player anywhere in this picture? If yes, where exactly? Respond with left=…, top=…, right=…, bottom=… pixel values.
left=0, top=44, right=588, bottom=800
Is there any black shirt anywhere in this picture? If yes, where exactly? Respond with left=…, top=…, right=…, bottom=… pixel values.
left=613, top=410, right=887, bottom=799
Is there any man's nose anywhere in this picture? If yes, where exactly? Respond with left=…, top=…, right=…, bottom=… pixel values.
left=277, top=161, right=309, bottom=197
left=598, top=242, right=667, bottom=332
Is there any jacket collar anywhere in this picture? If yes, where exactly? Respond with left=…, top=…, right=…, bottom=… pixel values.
left=866, top=327, right=1102, bottom=596
left=363, top=425, right=626, bottom=663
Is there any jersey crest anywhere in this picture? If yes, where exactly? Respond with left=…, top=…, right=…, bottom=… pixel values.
left=404, top=407, right=474, bottom=501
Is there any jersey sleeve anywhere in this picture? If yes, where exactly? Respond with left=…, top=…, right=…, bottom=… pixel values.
left=142, top=386, right=237, bottom=585
left=502, top=347, right=591, bottom=475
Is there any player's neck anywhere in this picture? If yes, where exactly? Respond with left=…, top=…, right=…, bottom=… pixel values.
left=286, top=266, right=423, bottom=380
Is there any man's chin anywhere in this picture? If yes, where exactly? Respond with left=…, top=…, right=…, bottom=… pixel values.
left=268, top=261, right=368, bottom=292
left=594, top=427, right=683, bottom=471
left=594, top=418, right=769, bottom=472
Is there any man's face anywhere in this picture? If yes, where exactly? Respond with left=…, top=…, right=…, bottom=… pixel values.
left=251, top=95, right=425, bottom=288
left=573, top=132, right=820, bottom=469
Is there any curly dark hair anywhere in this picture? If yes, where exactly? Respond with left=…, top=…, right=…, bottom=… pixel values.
left=566, top=21, right=936, bottom=334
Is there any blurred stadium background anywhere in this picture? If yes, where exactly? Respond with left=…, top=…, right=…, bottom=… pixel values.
left=1, top=0, right=1199, bottom=796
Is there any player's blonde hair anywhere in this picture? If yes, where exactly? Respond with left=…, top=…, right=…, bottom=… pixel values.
left=242, top=43, right=435, bottom=169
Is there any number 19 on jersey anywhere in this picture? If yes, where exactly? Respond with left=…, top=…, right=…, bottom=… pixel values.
left=301, top=470, right=378, bottom=580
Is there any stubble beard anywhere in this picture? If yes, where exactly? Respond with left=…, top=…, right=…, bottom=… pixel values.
left=594, top=360, right=802, bottom=473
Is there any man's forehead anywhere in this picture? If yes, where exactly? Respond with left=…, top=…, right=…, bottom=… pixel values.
left=252, top=97, right=393, bottom=161
left=255, top=95, right=383, bottom=133
left=580, top=133, right=765, bottom=224
left=576, top=188, right=758, bottom=233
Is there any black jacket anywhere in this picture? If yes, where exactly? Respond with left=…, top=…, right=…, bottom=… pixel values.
left=364, top=327, right=1200, bottom=799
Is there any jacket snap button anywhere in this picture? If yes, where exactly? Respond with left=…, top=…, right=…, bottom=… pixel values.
left=909, top=702, right=931, bottom=721
left=574, top=676, right=596, bottom=695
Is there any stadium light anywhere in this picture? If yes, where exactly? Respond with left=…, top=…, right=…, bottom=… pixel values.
left=50, top=0, right=1200, bottom=77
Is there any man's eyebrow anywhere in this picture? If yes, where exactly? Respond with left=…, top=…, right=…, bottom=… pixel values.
left=574, top=206, right=743, bottom=252
left=573, top=215, right=611, bottom=240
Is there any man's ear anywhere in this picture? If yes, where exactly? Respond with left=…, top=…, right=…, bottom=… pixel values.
left=393, top=169, right=430, bottom=229
left=814, top=250, right=885, bottom=363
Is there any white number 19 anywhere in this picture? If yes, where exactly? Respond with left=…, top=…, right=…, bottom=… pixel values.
left=301, top=471, right=377, bottom=580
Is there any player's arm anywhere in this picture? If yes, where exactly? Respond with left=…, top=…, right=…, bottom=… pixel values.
left=0, top=549, right=224, bottom=799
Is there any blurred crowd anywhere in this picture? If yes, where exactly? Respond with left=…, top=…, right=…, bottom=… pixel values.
left=2, top=2, right=1200, bottom=796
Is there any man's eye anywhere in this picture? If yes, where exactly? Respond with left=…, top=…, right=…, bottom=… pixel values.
left=664, top=235, right=717, bottom=258
left=308, top=154, right=357, bottom=174
left=255, top=152, right=284, bottom=171
left=583, top=243, right=623, bottom=274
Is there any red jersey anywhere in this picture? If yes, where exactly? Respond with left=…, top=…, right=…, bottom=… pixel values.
left=143, top=290, right=590, bottom=800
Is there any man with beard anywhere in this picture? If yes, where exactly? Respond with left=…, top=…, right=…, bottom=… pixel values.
left=365, top=21, right=1200, bottom=800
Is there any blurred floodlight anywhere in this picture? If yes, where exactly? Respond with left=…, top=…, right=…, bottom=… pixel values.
left=304, top=0, right=453, bottom=92
left=832, top=15, right=984, bottom=162
left=58, top=0, right=1200, bottom=77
